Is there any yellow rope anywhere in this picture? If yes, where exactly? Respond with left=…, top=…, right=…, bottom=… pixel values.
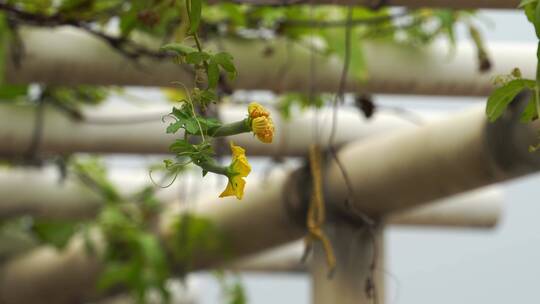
left=305, top=144, right=336, bottom=273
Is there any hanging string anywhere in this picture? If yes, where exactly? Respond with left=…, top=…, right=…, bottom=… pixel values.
left=302, top=144, right=336, bottom=276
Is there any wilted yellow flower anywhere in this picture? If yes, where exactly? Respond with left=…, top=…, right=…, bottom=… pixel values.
left=251, top=116, right=274, bottom=143
left=220, top=142, right=251, bottom=200
left=248, top=102, right=270, bottom=119
left=247, top=102, right=274, bottom=143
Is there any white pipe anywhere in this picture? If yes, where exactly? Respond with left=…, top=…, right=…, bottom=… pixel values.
left=324, top=103, right=540, bottom=217
left=311, top=224, right=384, bottom=304
left=0, top=167, right=186, bottom=220
left=229, top=186, right=502, bottom=273
left=386, top=186, right=503, bottom=228
left=0, top=165, right=503, bottom=225
left=0, top=169, right=502, bottom=264
left=0, top=103, right=426, bottom=157
left=5, top=27, right=534, bottom=96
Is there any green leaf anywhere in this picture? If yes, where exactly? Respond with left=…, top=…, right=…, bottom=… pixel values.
left=520, top=0, right=538, bottom=7
left=169, top=105, right=202, bottom=134
left=0, top=85, right=28, bottom=100
left=524, top=2, right=537, bottom=24
left=166, top=121, right=182, bottom=134
left=537, top=41, right=540, bottom=64
left=32, top=220, right=78, bottom=249
left=228, top=282, right=247, bottom=304
left=99, top=206, right=133, bottom=234
left=434, top=10, right=457, bottom=47
left=521, top=91, right=538, bottom=122
left=169, top=139, right=194, bottom=154
left=160, top=43, right=197, bottom=56
left=119, top=9, right=138, bottom=37
left=138, top=233, right=166, bottom=267
left=81, top=224, right=96, bottom=256
left=97, top=261, right=136, bottom=291
left=486, top=79, right=535, bottom=122
left=213, top=52, right=237, bottom=80
left=72, top=159, right=121, bottom=203
left=188, top=0, right=202, bottom=33
left=535, top=1, right=540, bottom=38
left=200, top=89, right=217, bottom=104
left=184, top=118, right=201, bottom=134
left=207, top=61, right=219, bottom=89
left=171, top=106, right=190, bottom=120
left=186, top=51, right=210, bottom=65
left=201, top=117, right=222, bottom=130
left=191, top=142, right=216, bottom=164
left=0, top=14, right=7, bottom=85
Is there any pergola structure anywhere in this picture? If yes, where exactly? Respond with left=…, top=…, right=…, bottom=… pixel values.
left=0, top=1, right=536, bottom=304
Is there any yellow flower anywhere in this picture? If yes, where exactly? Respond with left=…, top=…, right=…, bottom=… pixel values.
left=219, top=142, right=251, bottom=200
left=248, top=102, right=270, bottom=119
left=251, top=116, right=274, bottom=143
left=247, top=102, right=274, bottom=143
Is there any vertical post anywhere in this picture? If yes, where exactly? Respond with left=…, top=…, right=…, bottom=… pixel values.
left=311, top=222, right=384, bottom=304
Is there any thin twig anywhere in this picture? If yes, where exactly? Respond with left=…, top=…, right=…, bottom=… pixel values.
left=0, top=3, right=188, bottom=66
left=325, top=6, right=379, bottom=303
left=280, top=10, right=411, bottom=28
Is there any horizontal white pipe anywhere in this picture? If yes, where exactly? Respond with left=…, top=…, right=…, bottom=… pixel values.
left=324, top=104, right=540, bottom=216
left=0, top=167, right=185, bottom=220
left=0, top=170, right=501, bottom=263
left=0, top=165, right=502, bottom=225
left=230, top=186, right=502, bottom=273
left=386, top=186, right=503, bottom=228
left=5, top=27, right=534, bottom=96
left=0, top=103, right=427, bottom=157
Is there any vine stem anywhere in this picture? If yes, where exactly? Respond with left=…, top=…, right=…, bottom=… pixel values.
left=185, top=0, right=209, bottom=73
left=536, top=41, right=540, bottom=119
left=197, top=158, right=229, bottom=176
left=210, top=120, right=251, bottom=137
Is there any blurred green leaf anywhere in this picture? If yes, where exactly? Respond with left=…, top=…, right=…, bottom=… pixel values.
left=213, top=52, right=237, bottom=80
left=97, top=261, right=137, bottom=291
left=207, top=60, right=219, bottom=89
left=199, top=89, right=217, bottom=104
left=486, top=79, right=535, bottom=122
left=535, top=1, right=540, bottom=39
left=521, top=92, right=538, bottom=122
left=72, top=158, right=121, bottom=203
left=160, top=43, right=197, bottom=56
left=186, top=51, right=210, bottom=64
left=169, top=139, right=195, bottom=154
left=166, top=121, right=182, bottom=134
left=0, top=14, right=7, bottom=85
left=188, top=0, right=202, bottom=33
left=520, top=0, right=538, bottom=7
left=0, top=85, right=28, bottom=100
left=32, top=220, right=78, bottom=249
